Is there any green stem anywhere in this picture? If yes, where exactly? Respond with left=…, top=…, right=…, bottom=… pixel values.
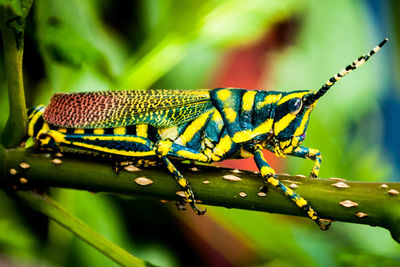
left=0, top=5, right=29, bottom=147
left=2, top=147, right=400, bottom=244
left=9, top=190, right=153, bottom=267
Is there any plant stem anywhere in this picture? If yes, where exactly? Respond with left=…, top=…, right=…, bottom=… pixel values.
left=2, top=147, right=400, bottom=244
left=0, top=3, right=30, bottom=147
left=8, top=190, right=153, bottom=267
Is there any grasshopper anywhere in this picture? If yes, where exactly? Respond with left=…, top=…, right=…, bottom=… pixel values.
left=27, top=39, right=387, bottom=230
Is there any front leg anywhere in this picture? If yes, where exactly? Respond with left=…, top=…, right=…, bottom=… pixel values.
left=289, top=146, right=322, bottom=178
left=253, top=144, right=330, bottom=230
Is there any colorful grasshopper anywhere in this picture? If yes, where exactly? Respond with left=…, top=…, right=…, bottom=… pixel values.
left=27, top=39, right=387, bottom=230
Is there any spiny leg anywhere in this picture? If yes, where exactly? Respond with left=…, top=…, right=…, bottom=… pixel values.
left=156, top=140, right=206, bottom=215
left=253, top=144, right=330, bottom=230
left=289, top=146, right=322, bottom=178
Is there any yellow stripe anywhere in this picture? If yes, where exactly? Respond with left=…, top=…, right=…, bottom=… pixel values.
left=180, top=111, right=213, bottom=145
left=256, top=94, right=281, bottom=109
left=28, top=109, right=44, bottom=137
left=74, top=129, right=84, bottom=134
left=211, top=111, right=224, bottom=131
left=273, top=113, right=296, bottom=135
left=136, top=124, right=148, bottom=138
left=176, top=150, right=208, bottom=162
left=242, top=90, right=257, bottom=111
left=293, top=108, right=313, bottom=137
left=253, top=118, right=273, bottom=136
left=213, top=135, right=232, bottom=158
left=232, top=118, right=273, bottom=143
left=69, top=142, right=156, bottom=157
left=114, top=127, right=126, bottom=135
left=82, top=135, right=148, bottom=144
left=278, top=92, right=309, bottom=105
left=94, top=128, right=104, bottom=134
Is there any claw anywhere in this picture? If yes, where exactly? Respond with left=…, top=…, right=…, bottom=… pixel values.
left=191, top=202, right=207, bottom=215
left=316, top=218, right=332, bottom=230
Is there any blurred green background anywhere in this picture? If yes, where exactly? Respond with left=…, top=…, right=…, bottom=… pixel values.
left=1, top=0, right=400, bottom=266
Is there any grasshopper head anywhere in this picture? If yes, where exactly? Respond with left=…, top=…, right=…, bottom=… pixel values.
left=262, top=90, right=317, bottom=157
left=261, top=38, right=388, bottom=157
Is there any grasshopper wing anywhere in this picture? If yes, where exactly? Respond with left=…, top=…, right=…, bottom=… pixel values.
left=43, top=89, right=214, bottom=129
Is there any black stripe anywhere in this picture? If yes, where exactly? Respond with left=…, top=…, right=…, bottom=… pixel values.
left=33, top=116, right=44, bottom=136
left=104, top=128, right=114, bottom=134
left=125, top=125, right=136, bottom=135
left=84, top=129, right=94, bottom=134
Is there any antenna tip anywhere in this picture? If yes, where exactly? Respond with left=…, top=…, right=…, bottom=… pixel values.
left=380, top=38, right=389, bottom=47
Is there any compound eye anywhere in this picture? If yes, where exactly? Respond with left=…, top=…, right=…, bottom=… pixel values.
left=288, top=97, right=302, bottom=115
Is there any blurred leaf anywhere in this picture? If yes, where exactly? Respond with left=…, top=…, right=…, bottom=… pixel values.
left=0, top=191, right=39, bottom=260
left=121, top=0, right=299, bottom=89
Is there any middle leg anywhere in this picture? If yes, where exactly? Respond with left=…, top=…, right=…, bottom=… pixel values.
left=253, top=144, right=330, bottom=230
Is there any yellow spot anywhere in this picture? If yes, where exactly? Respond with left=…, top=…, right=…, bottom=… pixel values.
left=257, top=94, right=281, bottom=109
left=285, top=188, right=294, bottom=196
left=94, top=128, right=105, bottom=134
left=136, top=124, right=148, bottom=138
left=58, top=128, right=67, bottom=133
left=114, top=127, right=126, bottom=135
left=308, top=210, right=317, bottom=219
left=157, top=140, right=173, bottom=156
left=296, top=198, right=307, bottom=207
left=223, top=108, right=237, bottom=123
left=267, top=177, right=279, bottom=186
left=242, top=91, right=257, bottom=111
left=217, top=89, right=232, bottom=102
left=73, top=129, right=84, bottom=134
left=261, top=166, right=275, bottom=177
left=178, top=179, right=188, bottom=187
